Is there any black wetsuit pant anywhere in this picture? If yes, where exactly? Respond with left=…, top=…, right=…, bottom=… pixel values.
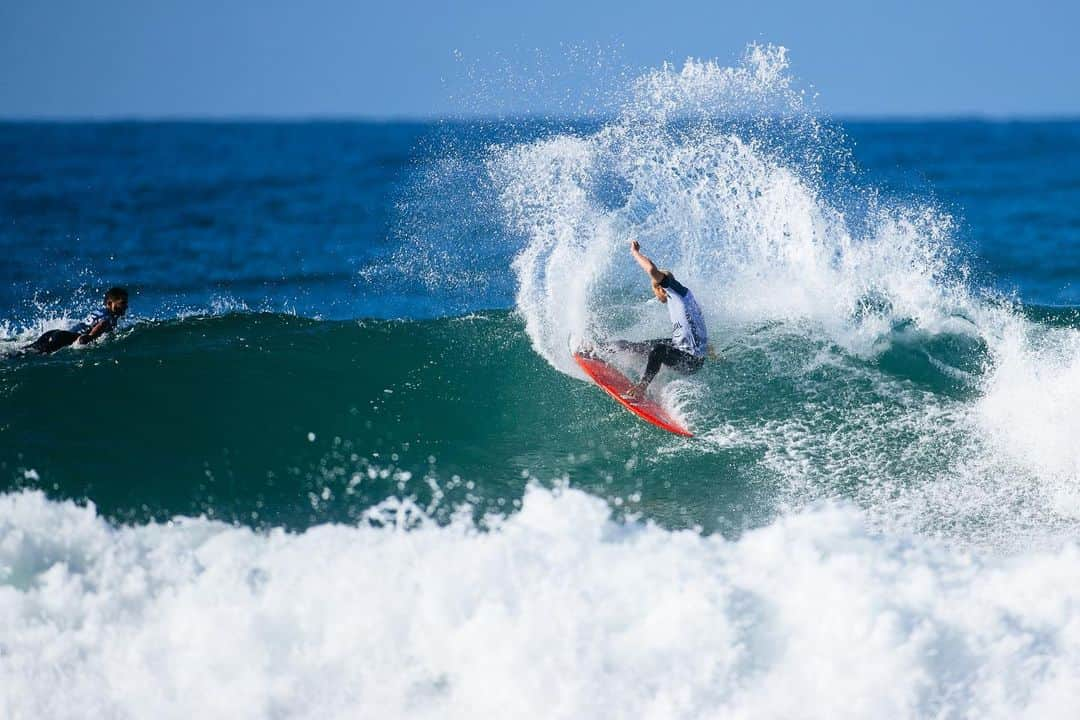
left=27, top=329, right=80, bottom=354
left=613, top=339, right=704, bottom=386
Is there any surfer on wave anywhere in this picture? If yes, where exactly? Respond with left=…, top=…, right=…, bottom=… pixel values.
left=609, top=240, right=708, bottom=399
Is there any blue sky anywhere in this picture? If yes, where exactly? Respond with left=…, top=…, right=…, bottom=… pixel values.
left=1, top=0, right=1077, bottom=118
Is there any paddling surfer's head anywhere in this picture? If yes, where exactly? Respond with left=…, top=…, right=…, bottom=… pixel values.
left=104, top=287, right=129, bottom=317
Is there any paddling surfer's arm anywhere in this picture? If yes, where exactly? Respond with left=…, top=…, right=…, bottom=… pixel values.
left=77, top=319, right=110, bottom=345
left=629, top=240, right=666, bottom=285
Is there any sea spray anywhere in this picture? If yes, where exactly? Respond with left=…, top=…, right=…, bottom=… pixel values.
left=492, top=45, right=969, bottom=372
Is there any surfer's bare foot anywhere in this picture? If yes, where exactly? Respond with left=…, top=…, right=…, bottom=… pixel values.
left=573, top=339, right=595, bottom=357
left=579, top=339, right=613, bottom=359
left=622, top=382, right=647, bottom=400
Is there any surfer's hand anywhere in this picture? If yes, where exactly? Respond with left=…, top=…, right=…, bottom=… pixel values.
left=630, top=239, right=640, bottom=253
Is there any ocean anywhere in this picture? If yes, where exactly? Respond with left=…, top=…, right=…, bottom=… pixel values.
left=3, top=49, right=1080, bottom=718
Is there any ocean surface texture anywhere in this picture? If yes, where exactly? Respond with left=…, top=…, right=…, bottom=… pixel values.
left=3, top=50, right=1080, bottom=718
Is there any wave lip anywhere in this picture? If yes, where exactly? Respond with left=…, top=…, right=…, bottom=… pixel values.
left=491, top=45, right=971, bottom=378
left=3, top=486, right=1080, bottom=719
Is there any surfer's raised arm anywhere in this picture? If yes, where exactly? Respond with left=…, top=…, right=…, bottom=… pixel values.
left=629, top=240, right=667, bottom=285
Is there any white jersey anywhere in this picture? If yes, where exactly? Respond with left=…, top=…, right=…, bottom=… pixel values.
left=661, top=276, right=708, bottom=357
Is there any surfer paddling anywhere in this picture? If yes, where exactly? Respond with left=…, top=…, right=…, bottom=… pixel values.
left=615, top=240, right=708, bottom=399
left=25, top=287, right=129, bottom=354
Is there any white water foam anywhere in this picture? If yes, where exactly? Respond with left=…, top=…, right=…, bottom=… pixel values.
left=3, top=486, right=1080, bottom=719
left=976, top=318, right=1080, bottom=516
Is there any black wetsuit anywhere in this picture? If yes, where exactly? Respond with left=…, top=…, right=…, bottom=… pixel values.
left=27, top=329, right=82, bottom=354
left=613, top=338, right=705, bottom=385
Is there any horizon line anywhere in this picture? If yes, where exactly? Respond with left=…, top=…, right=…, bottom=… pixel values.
left=2, top=111, right=1080, bottom=124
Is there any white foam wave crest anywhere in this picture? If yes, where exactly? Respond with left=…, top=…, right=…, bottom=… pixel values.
left=492, top=45, right=971, bottom=376
left=3, top=486, right=1080, bottom=719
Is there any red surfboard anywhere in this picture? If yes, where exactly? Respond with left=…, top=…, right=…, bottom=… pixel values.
left=573, top=352, right=693, bottom=437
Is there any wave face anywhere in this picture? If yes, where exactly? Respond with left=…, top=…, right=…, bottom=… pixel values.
left=3, top=305, right=1077, bottom=547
